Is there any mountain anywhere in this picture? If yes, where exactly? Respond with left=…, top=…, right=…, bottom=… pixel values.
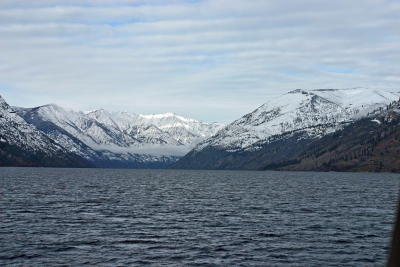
left=137, top=113, right=224, bottom=145
left=16, top=104, right=223, bottom=168
left=172, top=88, right=400, bottom=170
left=0, top=96, right=92, bottom=167
left=276, top=99, right=400, bottom=172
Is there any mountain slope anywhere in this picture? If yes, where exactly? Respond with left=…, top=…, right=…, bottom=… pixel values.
left=17, top=105, right=223, bottom=168
left=172, top=88, right=400, bottom=170
left=138, top=113, right=224, bottom=145
left=0, top=96, right=92, bottom=167
left=277, top=100, right=400, bottom=172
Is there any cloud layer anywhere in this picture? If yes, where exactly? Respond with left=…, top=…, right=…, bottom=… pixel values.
left=1, top=0, right=399, bottom=122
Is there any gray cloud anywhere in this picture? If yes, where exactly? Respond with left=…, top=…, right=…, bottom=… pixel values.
left=0, top=0, right=399, bottom=122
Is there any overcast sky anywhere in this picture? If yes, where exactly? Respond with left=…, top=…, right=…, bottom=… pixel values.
left=1, top=0, right=399, bottom=122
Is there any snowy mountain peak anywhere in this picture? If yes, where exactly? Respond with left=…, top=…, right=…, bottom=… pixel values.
left=0, top=95, right=16, bottom=113
left=16, top=103, right=224, bottom=163
left=140, top=112, right=176, bottom=119
left=0, top=96, right=8, bottom=110
left=39, top=103, right=61, bottom=108
left=194, top=88, right=400, bottom=152
left=287, top=88, right=310, bottom=94
left=139, top=112, right=200, bottom=124
left=34, top=103, right=70, bottom=114
left=0, top=95, right=92, bottom=167
left=1, top=96, right=62, bottom=155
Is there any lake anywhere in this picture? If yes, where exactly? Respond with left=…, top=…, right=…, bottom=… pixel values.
left=0, top=168, right=399, bottom=266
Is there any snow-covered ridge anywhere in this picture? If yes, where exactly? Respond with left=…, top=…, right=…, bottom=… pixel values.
left=194, top=88, right=400, bottom=152
left=0, top=96, right=66, bottom=156
left=16, top=104, right=224, bottom=159
left=84, top=109, right=224, bottom=145
left=140, top=112, right=189, bottom=120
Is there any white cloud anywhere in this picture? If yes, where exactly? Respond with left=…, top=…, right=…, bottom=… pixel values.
left=0, top=0, right=399, bottom=122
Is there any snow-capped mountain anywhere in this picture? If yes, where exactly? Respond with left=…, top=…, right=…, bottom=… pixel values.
left=138, top=113, right=225, bottom=145
left=0, top=95, right=90, bottom=167
left=16, top=104, right=224, bottom=168
left=172, top=88, right=400, bottom=170
left=276, top=98, right=400, bottom=172
left=195, top=88, right=400, bottom=152
left=85, top=110, right=223, bottom=146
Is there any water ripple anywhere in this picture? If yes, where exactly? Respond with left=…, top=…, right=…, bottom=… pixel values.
left=0, top=168, right=399, bottom=266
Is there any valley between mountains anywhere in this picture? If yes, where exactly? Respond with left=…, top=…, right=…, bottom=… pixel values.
left=1, top=88, right=400, bottom=172
left=0, top=96, right=223, bottom=168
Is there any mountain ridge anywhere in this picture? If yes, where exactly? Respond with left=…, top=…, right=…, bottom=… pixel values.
left=172, top=88, right=400, bottom=170
left=15, top=101, right=224, bottom=168
left=2, top=87, right=400, bottom=171
left=0, top=96, right=92, bottom=167
left=275, top=99, right=400, bottom=172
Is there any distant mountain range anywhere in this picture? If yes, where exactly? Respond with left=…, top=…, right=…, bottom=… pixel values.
left=2, top=88, right=400, bottom=172
left=172, top=88, right=400, bottom=172
left=0, top=95, right=223, bottom=168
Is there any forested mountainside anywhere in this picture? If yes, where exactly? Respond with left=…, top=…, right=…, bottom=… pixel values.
left=171, top=88, right=400, bottom=172
left=277, top=100, right=400, bottom=172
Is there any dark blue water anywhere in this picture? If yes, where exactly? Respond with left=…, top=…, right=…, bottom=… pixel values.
left=0, top=168, right=399, bottom=266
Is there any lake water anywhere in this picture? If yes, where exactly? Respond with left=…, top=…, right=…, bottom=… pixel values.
left=0, top=168, right=399, bottom=266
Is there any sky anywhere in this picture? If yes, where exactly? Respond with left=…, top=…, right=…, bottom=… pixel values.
left=0, top=0, right=400, bottom=123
